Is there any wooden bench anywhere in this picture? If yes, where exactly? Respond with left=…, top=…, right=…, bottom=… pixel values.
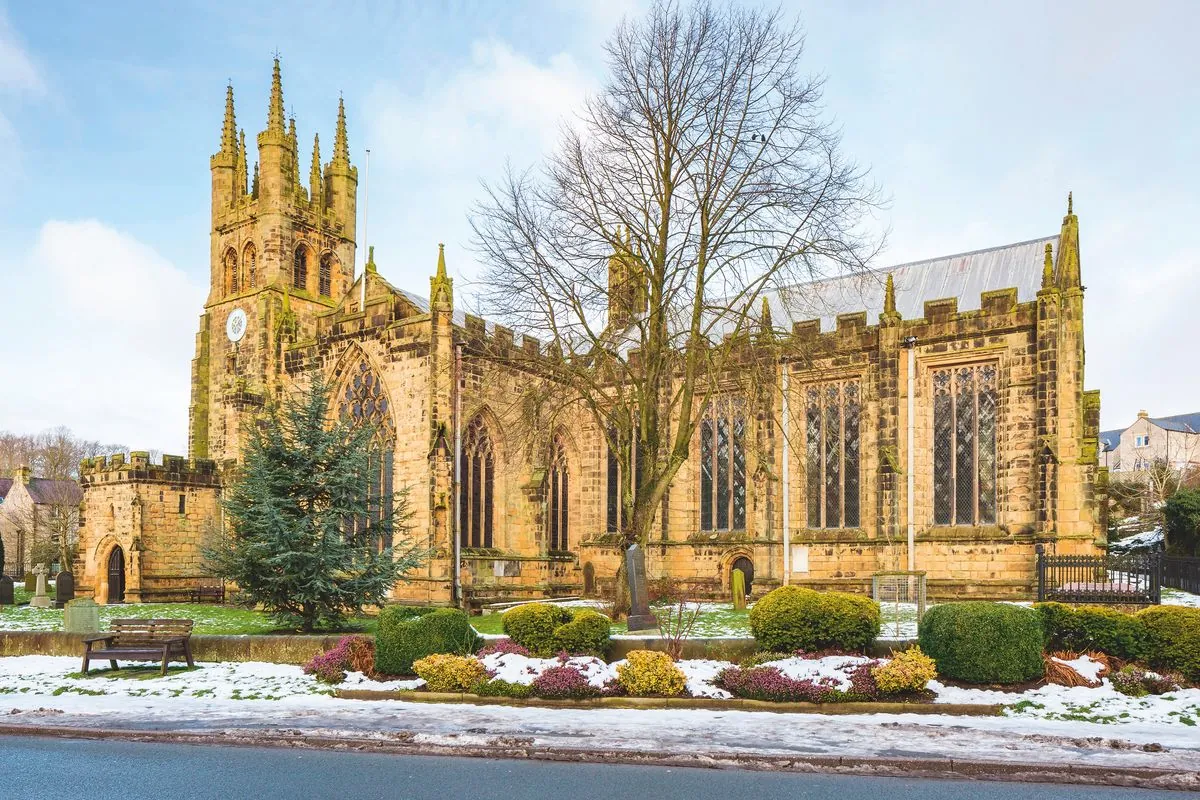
left=81, top=619, right=195, bottom=676
left=188, top=583, right=225, bottom=604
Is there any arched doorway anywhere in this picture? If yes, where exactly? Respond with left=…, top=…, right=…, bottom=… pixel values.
left=730, top=556, right=754, bottom=594
left=106, top=546, right=126, bottom=604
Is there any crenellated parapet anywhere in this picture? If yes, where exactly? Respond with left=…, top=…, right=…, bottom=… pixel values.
left=79, top=452, right=220, bottom=488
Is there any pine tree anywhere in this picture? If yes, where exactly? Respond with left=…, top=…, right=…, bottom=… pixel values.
left=206, top=377, right=424, bottom=632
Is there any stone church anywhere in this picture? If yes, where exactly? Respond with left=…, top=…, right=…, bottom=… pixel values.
left=74, top=62, right=1103, bottom=605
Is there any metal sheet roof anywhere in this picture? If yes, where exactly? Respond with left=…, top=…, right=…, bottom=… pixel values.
left=764, top=235, right=1059, bottom=330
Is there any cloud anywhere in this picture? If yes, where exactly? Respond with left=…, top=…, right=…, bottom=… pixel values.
left=0, top=221, right=204, bottom=452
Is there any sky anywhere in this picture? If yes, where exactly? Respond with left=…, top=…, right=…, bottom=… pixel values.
left=0, top=0, right=1197, bottom=454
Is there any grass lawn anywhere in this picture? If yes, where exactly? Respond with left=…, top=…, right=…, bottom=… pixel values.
left=0, top=602, right=379, bottom=636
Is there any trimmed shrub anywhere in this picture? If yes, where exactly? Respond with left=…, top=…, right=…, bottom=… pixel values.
left=502, top=603, right=573, bottom=657
left=552, top=609, right=612, bottom=657
left=616, top=650, right=687, bottom=697
left=472, top=678, right=533, bottom=698
left=375, top=606, right=481, bottom=676
left=749, top=587, right=881, bottom=653
left=530, top=664, right=597, bottom=699
left=918, top=602, right=1044, bottom=684
left=873, top=647, right=937, bottom=695
left=1137, top=606, right=1200, bottom=682
left=412, top=654, right=487, bottom=693
left=1035, top=602, right=1147, bottom=661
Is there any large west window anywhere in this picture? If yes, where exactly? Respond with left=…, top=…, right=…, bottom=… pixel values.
left=805, top=381, right=861, bottom=529
left=337, top=360, right=394, bottom=552
left=933, top=364, right=998, bottom=526
left=700, top=399, right=746, bottom=532
left=460, top=417, right=495, bottom=548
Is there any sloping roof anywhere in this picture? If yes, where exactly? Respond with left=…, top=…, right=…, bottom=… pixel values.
left=0, top=478, right=11, bottom=501
left=1149, top=412, right=1200, bottom=434
left=25, top=478, right=82, bottom=506
left=1100, top=429, right=1123, bottom=452
left=762, top=235, right=1059, bottom=330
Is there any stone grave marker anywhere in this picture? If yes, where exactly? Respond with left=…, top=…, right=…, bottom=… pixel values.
left=0, top=576, right=13, bottom=605
left=24, top=573, right=36, bottom=592
left=29, top=564, right=51, bottom=609
left=54, top=571, right=75, bottom=609
left=732, top=568, right=747, bottom=610
left=625, top=544, right=657, bottom=631
left=63, top=598, right=100, bottom=634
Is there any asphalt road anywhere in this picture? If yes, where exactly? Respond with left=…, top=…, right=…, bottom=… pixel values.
left=0, top=736, right=1192, bottom=800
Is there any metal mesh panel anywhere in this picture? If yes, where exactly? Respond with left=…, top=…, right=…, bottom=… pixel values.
left=933, top=370, right=953, bottom=525
left=716, top=415, right=730, bottom=529
left=824, top=385, right=841, bottom=527
left=977, top=365, right=998, bottom=524
left=806, top=389, right=821, bottom=528
left=954, top=368, right=976, bottom=525
left=872, top=571, right=928, bottom=639
left=844, top=383, right=860, bottom=528
left=732, top=414, right=746, bottom=530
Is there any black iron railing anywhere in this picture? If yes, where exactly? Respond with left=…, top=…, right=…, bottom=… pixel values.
left=1163, top=556, right=1200, bottom=595
left=1035, top=544, right=1161, bottom=604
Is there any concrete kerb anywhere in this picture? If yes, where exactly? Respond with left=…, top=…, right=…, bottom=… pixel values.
left=0, top=725, right=1194, bottom=792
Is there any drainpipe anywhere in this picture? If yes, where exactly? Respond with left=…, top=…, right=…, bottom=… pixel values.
left=904, top=336, right=918, bottom=572
left=781, top=362, right=790, bottom=585
left=453, top=343, right=463, bottom=606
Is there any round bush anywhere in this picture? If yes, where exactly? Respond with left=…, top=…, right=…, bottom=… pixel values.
left=412, top=653, right=487, bottom=693
left=1136, top=606, right=1200, bottom=682
left=502, top=603, right=573, bottom=657
left=552, top=609, right=612, bottom=657
left=375, top=606, right=481, bottom=676
left=748, top=587, right=881, bottom=653
left=1034, top=602, right=1147, bottom=661
left=616, top=650, right=687, bottom=697
left=918, top=602, right=1044, bottom=684
left=872, top=647, right=937, bottom=695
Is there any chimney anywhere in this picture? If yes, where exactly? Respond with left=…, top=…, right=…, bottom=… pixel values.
left=14, top=464, right=31, bottom=485
left=1137, top=410, right=1149, bottom=419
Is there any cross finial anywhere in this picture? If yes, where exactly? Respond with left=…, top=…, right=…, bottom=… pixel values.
left=271, top=48, right=281, bottom=61
left=1067, top=191, right=1073, bottom=215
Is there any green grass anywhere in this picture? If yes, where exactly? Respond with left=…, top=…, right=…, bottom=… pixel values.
left=0, top=602, right=379, bottom=636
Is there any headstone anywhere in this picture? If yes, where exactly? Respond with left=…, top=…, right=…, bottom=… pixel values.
left=0, top=576, right=13, bottom=606
left=23, top=573, right=36, bottom=592
left=29, top=564, right=51, bottom=609
left=624, top=544, right=657, bottom=631
left=63, top=598, right=100, bottom=634
left=732, top=568, right=747, bottom=610
left=54, top=571, right=75, bottom=609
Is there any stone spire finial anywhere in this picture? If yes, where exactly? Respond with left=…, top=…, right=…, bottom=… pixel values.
left=251, top=162, right=260, bottom=199
left=436, top=243, right=448, bottom=280
left=1056, top=191, right=1081, bottom=289
left=220, top=83, right=237, bottom=156
left=288, top=116, right=301, bottom=192
left=309, top=133, right=322, bottom=206
left=1042, top=242, right=1054, bottom=288
left=1067, top=191, right=1073, bottom=216
left=332, top=97, right=351, bottom=167
left=266, top=57, right=286, bottom=135
left=759, top=296, right=773, bottom=334
left=366, top=245, right=377, bottom=274
left=884, top=273, right=896, bottom=315
left=235, top=129, right=248, bottom=196
left=431, top=242, right=454, bottom=310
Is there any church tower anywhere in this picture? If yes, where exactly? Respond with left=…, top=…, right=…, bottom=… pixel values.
left=189, top=60, right=358, bottom=463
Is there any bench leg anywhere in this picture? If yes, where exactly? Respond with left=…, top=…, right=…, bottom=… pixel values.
left=109, top=659, right=119, bottom=671
left=161, top=647, right=169, bottom=677
left=81, top=652, right=89, bottom=676
left=184, top=640, right=194, bottom=669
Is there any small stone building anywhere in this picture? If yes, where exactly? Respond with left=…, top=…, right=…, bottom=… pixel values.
left=76, top=61, right=1104, bottom=605
left=0, top=465, right=83, bottom=576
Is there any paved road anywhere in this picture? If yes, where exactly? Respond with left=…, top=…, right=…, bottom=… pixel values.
left=0, top=736, right=1192, bottom=799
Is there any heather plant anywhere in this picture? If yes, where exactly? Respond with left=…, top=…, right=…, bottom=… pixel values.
left=530, top=664, right=598, bottom=699
left=844, top=661, right=882, bottom=700
left=303, top=638, right=352, bottom=684
left=412, top=654, right=488, bottom=693
left=716, top=666, right=843, bottom=703
left=616, top=650, right=687, bottom=697
left=1110, top=665, right=1184, bottom=697
left=476, top=639, right=532, bottom=658
left=872, top=647, right=937, bottom=695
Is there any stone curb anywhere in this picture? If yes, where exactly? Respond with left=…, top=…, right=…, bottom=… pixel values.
left=334, top=688, right=1002, bottom=716
left=0, top=724, right=1194, bottom=792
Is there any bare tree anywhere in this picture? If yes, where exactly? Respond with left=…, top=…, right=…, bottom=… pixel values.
left=0, top=427, right=124, bottom=481
left=0, top=479, right=83, bottom=572
left=471, top=1, right=878, bottom=584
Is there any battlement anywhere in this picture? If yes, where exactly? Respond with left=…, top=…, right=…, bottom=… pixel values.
left=80, top=451, right=220, bottom=486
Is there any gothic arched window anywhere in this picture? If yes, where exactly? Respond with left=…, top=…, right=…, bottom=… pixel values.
left=548, top=438, right=569, bottom=551
left=243, top=243, right=257, bottom=289
left=224, top=249, right=238, bottom=295
left=933, top=364, right=998, bottom=526
left=319, top=253, right=334, bottom=297
left=337, top=360, right=395, bottom=552
left=700, top=399, right=746, bottom=531
left=605, top=424, right=643, bottom=534
left=293, top=244, right=309, bottom=292
left=460, top=417, right=494, bottom=548
left=805, top=381, right=861, bottom=529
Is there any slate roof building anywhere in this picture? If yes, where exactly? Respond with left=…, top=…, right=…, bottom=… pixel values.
left=1100, top=411, right=1200, bottom=473
left=0, top=465, right=83, bottom=577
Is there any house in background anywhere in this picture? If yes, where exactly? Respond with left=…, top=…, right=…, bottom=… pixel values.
left=0, top=465, right=83, bottom=577
left=1100, top=410, right=1200, bottom=474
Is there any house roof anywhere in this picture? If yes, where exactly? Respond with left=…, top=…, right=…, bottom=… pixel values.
left=1148, top=412, right=1200, bottom=434
left=761, top=235, right=1059, bottom=330
left=24, top=478, right=82, bottom=506
left=1100, top=429, right=1123, bottom=452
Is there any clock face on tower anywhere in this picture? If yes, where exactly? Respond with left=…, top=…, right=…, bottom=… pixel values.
left=226, top=308, right=248, bottom=343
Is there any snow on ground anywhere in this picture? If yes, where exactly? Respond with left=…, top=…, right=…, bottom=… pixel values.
left=1163, top=587, right=1200, bottom=608
left=0, top=655, right=1197, bottom=773
left=1050, top=654, right=1106, bottom=685
left=480, top=653, right=615, bottom=688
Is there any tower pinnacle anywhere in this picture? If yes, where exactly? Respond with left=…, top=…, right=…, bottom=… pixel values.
left=236, top=129, right=248, bottom=197
left=266, top=57, right=286, bottom=135
left=309, top=133, right=322, bottom=207
left=1042, top=242, right=1054, bottom=289
left=332, top=97, right=351, bottom=167
left=220, top=83, right=237, bottom=156
left=431, top=242, right=454, bottom=310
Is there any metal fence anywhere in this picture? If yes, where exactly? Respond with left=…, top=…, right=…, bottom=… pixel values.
left=1163, top=556, right=1200, bottom=595
left=1035, top=544, right=1161, bottom=604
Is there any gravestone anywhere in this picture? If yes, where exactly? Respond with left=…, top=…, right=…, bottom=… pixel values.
left=54, top=571, right=75, bottom=609
left=624, top=544, right=657, bottom=631
left=24, top=573, right=36, bottom=592
left=732, top=568, right=747, bottom=611
left=0, top=576, right=13, bottom=605
left=63, top=598, right=100, bottom=634
left=29, top=564, right=51, bottom=609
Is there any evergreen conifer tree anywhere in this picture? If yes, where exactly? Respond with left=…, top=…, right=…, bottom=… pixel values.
left=206, top=377, right=424, bottom=631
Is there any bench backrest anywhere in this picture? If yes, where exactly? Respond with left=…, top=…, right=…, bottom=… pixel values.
left=108, top=618, right=194, bottom=646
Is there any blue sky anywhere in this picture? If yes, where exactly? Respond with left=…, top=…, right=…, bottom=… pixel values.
left=0, top=0, right=1197, bottom=453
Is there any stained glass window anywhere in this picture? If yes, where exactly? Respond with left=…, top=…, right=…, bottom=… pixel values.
left=548, top=439, right=569, bottom=551
left=460, top=417, right=494, bottom=548
left=932, top=364, right=998, bottom=525
left=804, top=381, right=861, bottom=528
left=700, top=399, right=747, bottom=531
left=337, top=360, right=395, bottom=551
left=606, top=425, right=639, bottom=534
